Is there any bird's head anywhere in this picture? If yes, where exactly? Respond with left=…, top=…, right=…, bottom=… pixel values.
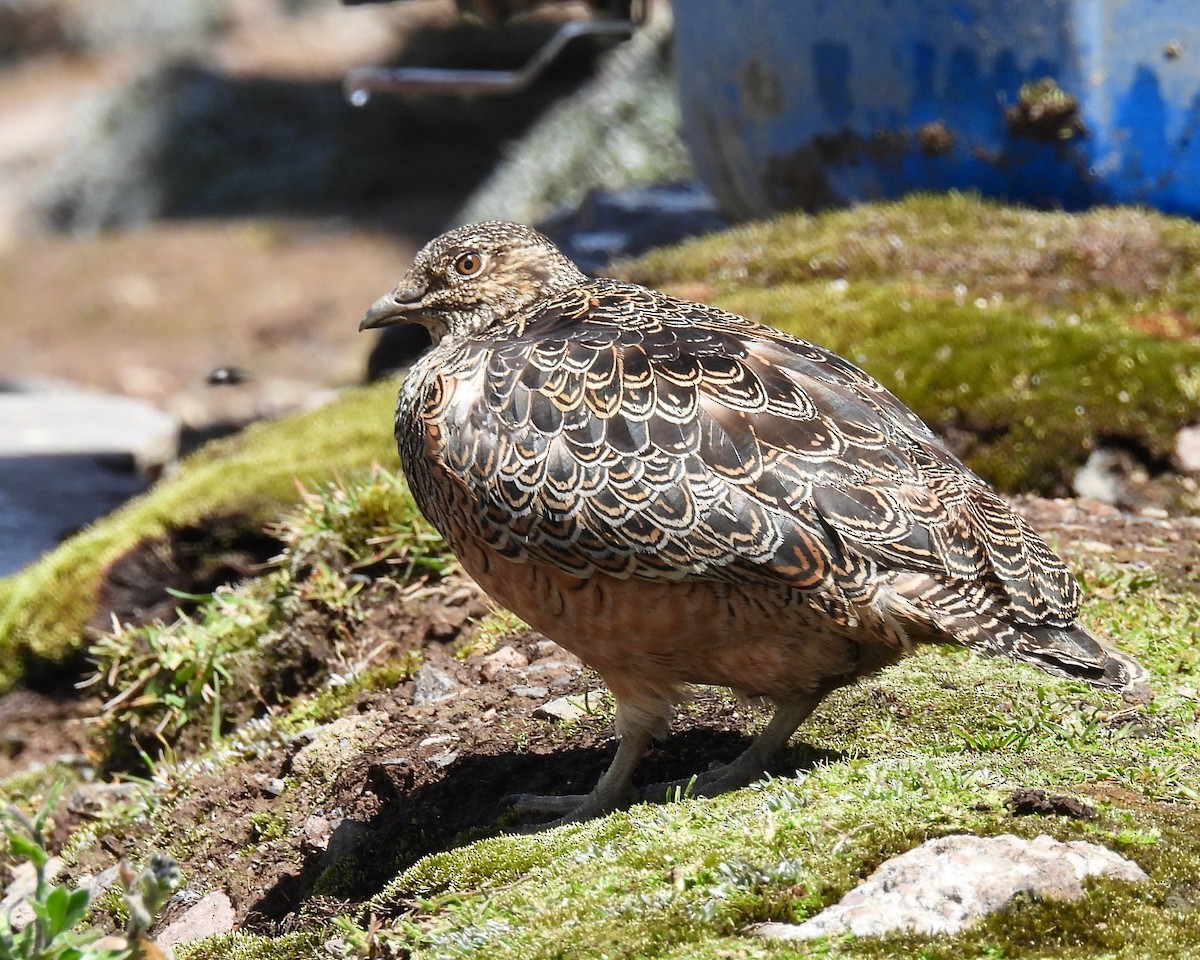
left=359, top=221, right=587, bottom=342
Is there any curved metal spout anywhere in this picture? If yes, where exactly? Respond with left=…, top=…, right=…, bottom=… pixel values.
left=343, top=18, right=634, bottom=104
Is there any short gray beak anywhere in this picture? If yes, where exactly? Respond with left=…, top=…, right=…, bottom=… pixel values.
left=359, top=284, right=426, bottom=331
left=360, top=294, right=404, bottom=331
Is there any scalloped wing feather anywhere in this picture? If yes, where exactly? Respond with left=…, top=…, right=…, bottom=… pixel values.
left=402, top=281, right=1083, bottom=630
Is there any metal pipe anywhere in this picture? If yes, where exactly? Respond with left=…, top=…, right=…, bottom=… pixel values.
left=343, top=19, right=634, bottom=104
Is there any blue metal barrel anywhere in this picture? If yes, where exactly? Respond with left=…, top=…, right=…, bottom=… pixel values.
left=674, top=0, right=1200, bottom=217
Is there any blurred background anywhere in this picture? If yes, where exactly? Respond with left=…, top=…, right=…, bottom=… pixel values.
left=0, top=0, right=707, bottom=575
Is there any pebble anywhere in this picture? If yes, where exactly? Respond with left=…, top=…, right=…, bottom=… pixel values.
left=510, top=684, right=549, bottom=699
left=429, top=749, right=459, bottom=768
left=534, top=690, right=606, bottom=723
left=412, top=664, right=458, bottom=705
left=288, top=712, right=388, bottom=780
left=753, top=834, right=1147, bottom=940
left=0, top=857, right=63, bottom=930
left=1175, top=424, right=1200, bottom=473
left=156, top=890, right=237, bottom=947
left=531, top=639, right=563, bottom=660
left=480, top=645, right=529, bottom=680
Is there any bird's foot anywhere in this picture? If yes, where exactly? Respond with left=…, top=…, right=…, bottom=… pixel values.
left=505, top=784, right=636, bottom=831
left=639, top=752, right=769, bottom=804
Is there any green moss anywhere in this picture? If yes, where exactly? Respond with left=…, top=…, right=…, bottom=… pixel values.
left=177, top=930, right=328, bottom=960
left=0, top=380, right=401, bottom=692
left=618, top=194, right=1200, bottom=494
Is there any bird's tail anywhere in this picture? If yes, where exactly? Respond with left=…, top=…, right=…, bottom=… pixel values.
left=1003, top=621, right=1148, bottom=692
left=882, top=576, right=1149, bottom=694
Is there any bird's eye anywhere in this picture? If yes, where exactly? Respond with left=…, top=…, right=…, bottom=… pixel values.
left=453, top=252, right=484, bottom=277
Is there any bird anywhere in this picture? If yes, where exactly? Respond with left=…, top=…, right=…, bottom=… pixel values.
left=360, top=220, right=1147, bottom=824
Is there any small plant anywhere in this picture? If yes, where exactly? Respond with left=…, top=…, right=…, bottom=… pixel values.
left=84, top=584, right=279, bottom=766
left=0, top=781, right=179, bottom=960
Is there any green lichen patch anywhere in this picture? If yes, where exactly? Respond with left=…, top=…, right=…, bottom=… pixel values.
left=0, top=380, right=402, bottom=693
left=618, top=194, right=1200, bottom=495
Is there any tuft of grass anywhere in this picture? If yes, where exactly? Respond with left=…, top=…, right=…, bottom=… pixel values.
left=618, top=193, right=1200, bottom=495
left=273, top=466, right=449, bottom=581
left=84, top=467, right=437, bottom=771
left=454, top=608, right=529, bottom=660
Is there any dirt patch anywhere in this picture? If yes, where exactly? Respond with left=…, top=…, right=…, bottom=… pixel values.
left=0, top=222, right=417, bottom=415
left=1004, top=787, right=1097, bottom=820
left=0, top=683, right=100, bottom=782
left=89, top=515, right=283, bottom=636
left=1012, top=495, right=1200, bottom=591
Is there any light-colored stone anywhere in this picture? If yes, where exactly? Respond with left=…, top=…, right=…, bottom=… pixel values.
left=156, top=890, right=236, bottom=947
left=1072, top=448, right=1127, bottom=504
left=1, top=857, right=64, bottom=930
left=1176, top=424, right=1200, bottom=473
left=480, top=645, right=530, bottom=681
left=412, top=663, right=458, bottom=706
left=531, top=639, right=563, bottom=660
left=302, top=815, right=335, bottom=851
left=429, top=749, right=459, bottom=768
left=754, top=834, right=1148, bottom=941
left=534, top=690, right=606, bottom=723
left=288, top=711, right=388, bottom=780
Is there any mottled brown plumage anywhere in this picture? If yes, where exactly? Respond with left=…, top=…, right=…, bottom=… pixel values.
left=361, top=221, right=1146, bottom=823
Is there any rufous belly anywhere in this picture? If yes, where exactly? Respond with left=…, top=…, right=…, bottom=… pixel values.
left=454, top=537, right=880, bottom=709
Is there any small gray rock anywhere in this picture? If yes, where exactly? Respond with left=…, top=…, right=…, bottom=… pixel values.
left=429, top=749, right=459, bottom=768
left=510, top=684, right=549, bottom=699
left=754, top=834, right=1148, bottom=941
left=412, top=664, right=458, bottom=706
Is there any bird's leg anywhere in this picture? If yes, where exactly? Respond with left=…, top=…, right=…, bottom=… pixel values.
left=640, top=694, right=822, bottom=803
left=508, top=700, right=660, bottom=825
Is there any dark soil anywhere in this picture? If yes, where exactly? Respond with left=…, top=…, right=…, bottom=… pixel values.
left=1004, top=787, right=1097, bottom=820
left=89, top=517, right=283, bottom=637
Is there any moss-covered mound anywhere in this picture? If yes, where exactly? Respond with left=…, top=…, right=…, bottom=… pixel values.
left=0, top=381, right=397, bottom=691
left=619, top=193, right=1200, bottom=493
